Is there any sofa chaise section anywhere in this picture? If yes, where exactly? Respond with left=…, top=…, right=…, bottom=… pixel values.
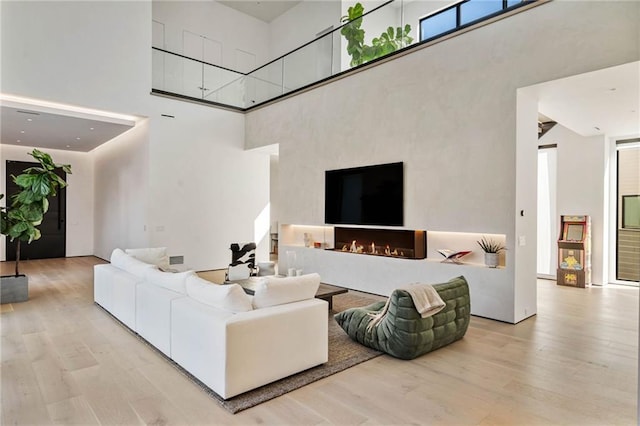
left=94, top=263, right=146, bottom=330
left=135, top=281, right=185, bottom=356
left=171, top=296, right=328, bottom=399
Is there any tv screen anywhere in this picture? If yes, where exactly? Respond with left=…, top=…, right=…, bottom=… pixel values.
left=325, top=162, right=403, bottom=226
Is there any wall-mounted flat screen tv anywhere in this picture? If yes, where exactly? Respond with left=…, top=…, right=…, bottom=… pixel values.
left=325, top=162, right=403, bottom=226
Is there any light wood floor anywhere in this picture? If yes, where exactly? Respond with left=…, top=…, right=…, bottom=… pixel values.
left=1, top=257, right=637, bottom=425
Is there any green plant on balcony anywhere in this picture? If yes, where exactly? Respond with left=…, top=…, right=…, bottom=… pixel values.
left=341, top=2, right=413, bottom=67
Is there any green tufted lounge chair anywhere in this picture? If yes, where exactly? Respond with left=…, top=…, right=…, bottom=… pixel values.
left=334, top=276, right=471, bottom=360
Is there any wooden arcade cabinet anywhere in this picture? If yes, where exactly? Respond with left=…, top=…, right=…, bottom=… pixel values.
left=557, top=215, right=591, bottom=287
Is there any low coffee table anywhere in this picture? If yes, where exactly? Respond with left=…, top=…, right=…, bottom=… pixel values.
left=229, top=278, right=348, bottom=310
left=315, top=283, right=348, bottom=310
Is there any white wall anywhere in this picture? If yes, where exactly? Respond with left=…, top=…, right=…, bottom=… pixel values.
left=554, top=125, right=608, bottom=285
left=0, top=1, right=151, bottom=115
left=0, top=144, right=94, bottom=260
left=514, top=90, right=539, bottom=321
left=145, top=97, right=270, bottom=270
left=246, top=1, right=640, bottom=322
left=269, top=1, right=342, bottom=59
left=153, top=1, right=270, bottom=72
left=92, top=122, right=150, bottom=261
left=2, top=1, right=271, bottom=271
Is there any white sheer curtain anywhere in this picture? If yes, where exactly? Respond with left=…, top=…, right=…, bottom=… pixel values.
left=537, top=148, right=558, bottom=277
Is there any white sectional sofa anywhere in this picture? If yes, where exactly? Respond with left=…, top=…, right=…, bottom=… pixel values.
left=94, top=248, right=328, bottom=399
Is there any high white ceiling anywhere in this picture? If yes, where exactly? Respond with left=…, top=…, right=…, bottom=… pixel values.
left=533, top=61, right=639, bottom=138
left=218, top=0, right=301, bottom=22
left=0, top=98, right=137, bottom=153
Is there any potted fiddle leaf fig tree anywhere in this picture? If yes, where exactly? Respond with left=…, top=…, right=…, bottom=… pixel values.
left=0, top=149, right=71, bottom=303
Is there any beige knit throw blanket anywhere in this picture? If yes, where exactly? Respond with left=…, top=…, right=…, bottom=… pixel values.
left=367, top=283, right=446, bottom=331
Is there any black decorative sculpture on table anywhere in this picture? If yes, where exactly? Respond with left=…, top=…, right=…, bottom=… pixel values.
left=226, top=242, right=257, bottom=281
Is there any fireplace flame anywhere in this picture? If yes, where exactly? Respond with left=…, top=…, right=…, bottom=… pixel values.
left=340, top=239, right=405, bottom=258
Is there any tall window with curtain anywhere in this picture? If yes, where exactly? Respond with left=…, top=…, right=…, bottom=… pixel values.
left=537, top=147, right=557, bottom=277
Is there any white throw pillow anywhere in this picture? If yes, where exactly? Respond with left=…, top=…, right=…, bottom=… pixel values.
left=144, top=268, right=194, bottom=294
left=227, top=263, right=251, bottom=281
left=110, top=248, right=157, bottom=278
left=125, top=247, right=170, bottom=270
left=110, top=248, right=129, bottom=268
left=185, top=275, right=253, bottom=313
left=252, top=273, right=320, bottom=309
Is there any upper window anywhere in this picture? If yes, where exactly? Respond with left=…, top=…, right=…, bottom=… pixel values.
left=460, top=0, right=503, bottom=25
left=420, top=8, right=457, bottom=41
left=420, top=0, right=532, bottom=42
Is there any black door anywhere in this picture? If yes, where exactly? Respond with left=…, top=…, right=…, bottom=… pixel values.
left=5, top=160, right=66, bottom=260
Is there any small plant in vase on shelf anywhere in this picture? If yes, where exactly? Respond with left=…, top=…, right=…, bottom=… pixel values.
left=477, top=237, right=506, bottom=268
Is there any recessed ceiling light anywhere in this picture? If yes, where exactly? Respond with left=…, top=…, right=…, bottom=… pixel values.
left=20, top=130, right=25, bottom=133
left=89, top=127, right=94, bottom=130
left=66, top=145, right=71, bottom=148
left=76, top=137, right=81, bottom=140
left=17, top=139, right=21, bottom=143
left=27, top=118, right=33, bottom=122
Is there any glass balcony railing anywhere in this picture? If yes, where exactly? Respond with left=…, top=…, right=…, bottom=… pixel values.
left=152, top=0, right=537, bottom=111
left=152, top=48, right=246, bottom=109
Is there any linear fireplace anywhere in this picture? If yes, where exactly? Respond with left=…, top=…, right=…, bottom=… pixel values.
left=332, top=227, right=426, bottom=260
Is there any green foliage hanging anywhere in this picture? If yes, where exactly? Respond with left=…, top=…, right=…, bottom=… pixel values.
left=341, top=2, right=413, bottom=67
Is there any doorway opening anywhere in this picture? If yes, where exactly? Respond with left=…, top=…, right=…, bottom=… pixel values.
left=4, top=160, right=67, bottom=261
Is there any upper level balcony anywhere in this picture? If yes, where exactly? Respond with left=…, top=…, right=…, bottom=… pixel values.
left=152, top=0, right=539, bottom=112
